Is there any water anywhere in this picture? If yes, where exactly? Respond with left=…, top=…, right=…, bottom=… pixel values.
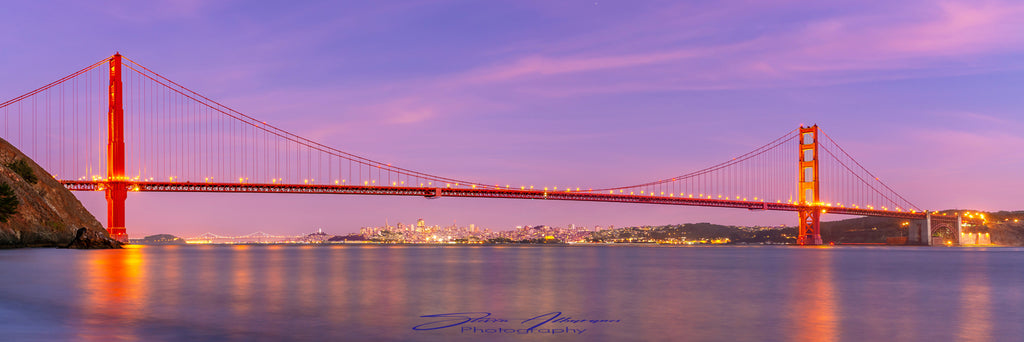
left=1, top=245, right=1022, bottom=341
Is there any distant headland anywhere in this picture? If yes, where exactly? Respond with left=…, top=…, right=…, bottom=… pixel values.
left=137, top=210, right=1022, bottom=247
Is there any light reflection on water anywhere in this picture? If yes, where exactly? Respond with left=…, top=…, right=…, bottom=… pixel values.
left=791, top=248, right=837, bottom=342
left=0, top=245, right=1022, bottom=341
left=958, top=252, right=992, bottom=342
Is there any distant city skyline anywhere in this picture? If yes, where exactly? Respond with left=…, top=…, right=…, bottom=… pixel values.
left=2, top=1, right=1023, bottom=237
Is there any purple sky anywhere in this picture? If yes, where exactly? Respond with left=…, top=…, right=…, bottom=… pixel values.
left=2, top=1, right=1023, bottom=237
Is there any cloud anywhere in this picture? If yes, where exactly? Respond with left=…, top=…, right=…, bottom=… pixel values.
left=98, top=0, right=217, bottom=23
left=423, top=0, right=1024, bottom=97
left=454, top=49, right=705, bottom=85
left=939, top=111, right=1021, bottom=127
left=119, top=0, right=1024, bottom=148
left=887, top=1, right=1024, bottom=55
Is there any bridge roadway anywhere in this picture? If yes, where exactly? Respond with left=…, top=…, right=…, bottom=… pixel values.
left=61, top=180, right=960, bottom=224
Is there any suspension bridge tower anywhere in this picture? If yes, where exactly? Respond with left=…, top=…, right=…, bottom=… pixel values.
left=797, top=125, right=822, bottom=245
left=106, top=53, right=128, bottom=242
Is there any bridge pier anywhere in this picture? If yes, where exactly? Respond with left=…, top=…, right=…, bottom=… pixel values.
left=955, top=214, right=963, bottom=245
left=907, top=212, right=932, bottom=245
left=908, top=212, right=966, bottom=246
left=105, top=182, right=127, bottom=242
left=798, top=208, right=822, bottom=245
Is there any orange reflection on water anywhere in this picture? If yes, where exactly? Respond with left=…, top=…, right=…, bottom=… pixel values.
left=296, top=246, right=318, bottom=312
left=76, top=245, right=148, bottom=342
left=958, top=255, right=993, bottom=342
left=231, top=244, right=254, bottom=316
left=789, top=247, right=838, bottom=342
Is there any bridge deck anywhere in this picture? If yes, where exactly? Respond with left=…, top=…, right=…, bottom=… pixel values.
left=61, top=180, right=956, bottom=223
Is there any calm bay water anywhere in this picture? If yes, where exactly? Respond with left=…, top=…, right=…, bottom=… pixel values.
left=1, top=245, right=1022, bottom=341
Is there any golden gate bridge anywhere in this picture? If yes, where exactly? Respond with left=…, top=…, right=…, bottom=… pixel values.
left=0, top=54, right=967, bottom=245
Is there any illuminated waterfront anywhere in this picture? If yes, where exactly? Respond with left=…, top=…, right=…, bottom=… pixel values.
left=1, top=245, right=1023, bottom=341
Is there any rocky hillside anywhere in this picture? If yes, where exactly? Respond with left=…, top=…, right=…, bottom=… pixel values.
left=0, top=138, right=120, bottom=248
left=964, top=210, right=1024, bottom=246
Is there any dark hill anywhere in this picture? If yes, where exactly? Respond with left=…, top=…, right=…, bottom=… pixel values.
left=821, top=216, right=904, bottom=243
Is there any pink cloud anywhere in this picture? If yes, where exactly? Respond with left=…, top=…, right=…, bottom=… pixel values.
left=889, top=1, right=1024, bottom=55
left=456, top=49, right=705, bottom=85
left=423, top=0, right=1024, bottom=97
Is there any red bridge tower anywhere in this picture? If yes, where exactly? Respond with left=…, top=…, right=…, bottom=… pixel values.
left=105, top=53, right=127, bottom=242
left=797, top=125, right=822, bottom=245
